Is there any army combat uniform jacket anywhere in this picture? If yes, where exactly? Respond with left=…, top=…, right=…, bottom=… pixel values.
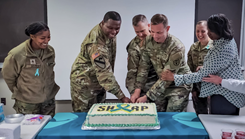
left=187, top=40, right=213, bottom=91
left=136, top=34, right=192, bottom=101
left=2, top=39, right=60, bottom=104
left=70, top=23, right=125, bottom=101
left=126, top=36, right=158, bottom=95
left=187, top=40, right=212, bottom=114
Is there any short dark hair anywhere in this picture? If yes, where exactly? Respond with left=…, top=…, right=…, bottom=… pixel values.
left=151, top=14, right=168, bottom=27
left=103, top=11, right=121, bottom=22
left=207, top=13, right=233, bottom=40
left=132, top=14, right=147, bottom=26
left=25, top=22, right=49, bottom=36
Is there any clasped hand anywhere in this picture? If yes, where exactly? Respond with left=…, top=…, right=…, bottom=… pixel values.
left=161, top=69, right=174, bottom=81
left=130, top=89, right=147, bottom=103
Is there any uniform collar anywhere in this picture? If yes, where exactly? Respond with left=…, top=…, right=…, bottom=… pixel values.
left=25, top=39, right=37, bottom=57
left=205, top=40, right=213, bottom=50
left=135, top=30, right=151, bottom=44
left=98, top=22, right=113, bottom=45
left=196, top=40, right=213, bottom=50
left=25, top=39, right=54, bottom=60
left=151, top=33, right=171, bottom=46
left=134, top=36, right=141, bottom=45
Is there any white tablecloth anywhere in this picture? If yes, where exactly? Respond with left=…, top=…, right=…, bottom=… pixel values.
left=0, top=115, right=51, bottom=139
left=199, top=114, right=245, bottom=139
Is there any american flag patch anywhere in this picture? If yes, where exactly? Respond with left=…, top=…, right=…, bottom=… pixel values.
left=92, top=52, right=100, bottom=60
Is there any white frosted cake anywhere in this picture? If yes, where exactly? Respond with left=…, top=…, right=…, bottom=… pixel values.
left=84, top=103, right=159, bottom=129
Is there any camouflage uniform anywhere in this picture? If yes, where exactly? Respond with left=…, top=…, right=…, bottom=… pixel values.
left=13, top=98, right=55, bottom=117
left=126, top=36, right=158, bottom=97
left=136, top=34, right=192, bottom=112
left=70, top=23, right=125, bottom=112
left=187, top=40, right=213, bottom=114
left=2, top=39, right=59, bottom=117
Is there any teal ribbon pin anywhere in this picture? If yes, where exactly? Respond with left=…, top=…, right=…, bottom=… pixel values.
left=205, top=45, right=210, bottom=49
left=35, top=68, right=39, bottom=76
left=110, top=104, right=132, bottom=113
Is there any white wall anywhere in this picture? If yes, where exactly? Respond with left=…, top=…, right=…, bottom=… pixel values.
left=47, top=0, right=195, bottom=100
left=0, top=73, right=15, bottom=115
left=239, top=0, right=245, bottom=70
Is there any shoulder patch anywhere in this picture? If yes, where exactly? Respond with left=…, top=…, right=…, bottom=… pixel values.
left=94, top=55, right=105, bottom=69
left=173, top=59, right=180, bottom=66
left=92, top=52, right=100, bottom=60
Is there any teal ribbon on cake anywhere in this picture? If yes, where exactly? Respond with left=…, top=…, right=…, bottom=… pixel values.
left=110, top=104, right=132, bottom=113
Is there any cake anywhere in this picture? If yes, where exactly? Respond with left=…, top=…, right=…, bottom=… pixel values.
left=83, top=103, right=159, bottom=129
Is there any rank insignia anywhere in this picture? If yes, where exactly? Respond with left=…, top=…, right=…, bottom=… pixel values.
left=30, top=59, right=36, bottom=65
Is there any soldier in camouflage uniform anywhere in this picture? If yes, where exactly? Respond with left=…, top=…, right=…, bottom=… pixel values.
left=135, top=14, right=192, bottom=112
left=126, top=15, right=159, bottom=103
left=187, top=20, right=213, bottom=115
left=2, top=22, right=59, bottom=117
left=70, top=11, right=131, bottom=112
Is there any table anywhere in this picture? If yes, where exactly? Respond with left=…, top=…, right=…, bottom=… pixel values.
left=0, top=115, right=51, bottom=139
left=36, top=112, right=208, bottom=139
left=199, top=114, right=245, bottom=139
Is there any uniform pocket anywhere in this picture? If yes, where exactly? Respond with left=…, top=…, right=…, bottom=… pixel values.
left=46, top=60, right=56, bottom=84
left=19, top=82, right=44, bottom=103
left=47, top=62, right=55, bottom=67
left=21, top=64, right=41, bottom=84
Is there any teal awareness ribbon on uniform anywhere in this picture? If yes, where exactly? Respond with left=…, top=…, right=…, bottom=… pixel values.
left=35, top=68, right=39, bottom=76
left=205, top=45, right=210, bottom=49
left=110, top=104, right=132, bottom=113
